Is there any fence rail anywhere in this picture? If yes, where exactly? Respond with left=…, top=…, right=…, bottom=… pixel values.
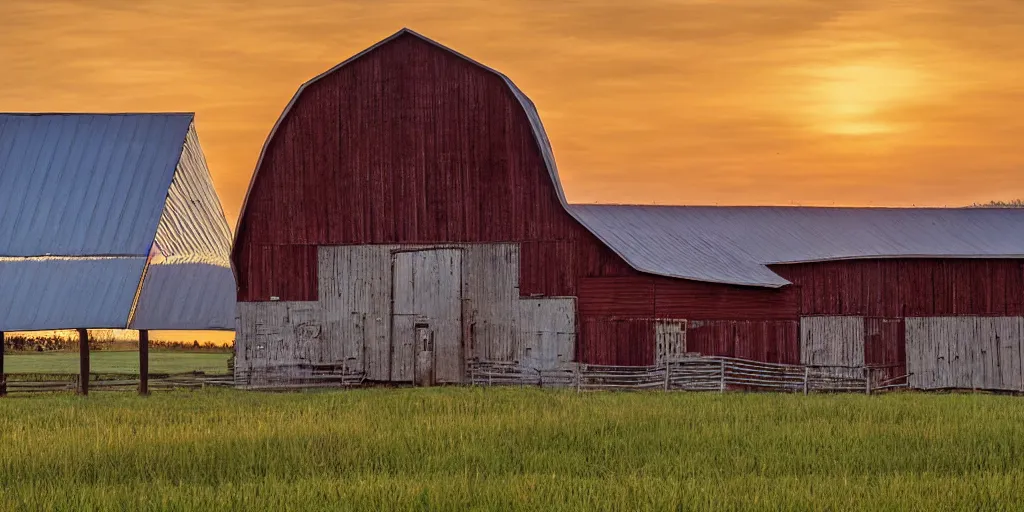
left=4, top=357, right=911, bottom=395
left=3, top=373, right=234, bottom=395
left=468, top=356, right=909, bottom=394
left=234, top=364, right=366, bottom=390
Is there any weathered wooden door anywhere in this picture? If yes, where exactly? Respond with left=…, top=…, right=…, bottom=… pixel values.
left=390, top=249, right=463, bottom=384
left=518, top=298, right=576, bottom=372
left=655, top=320, right=686, bottom=364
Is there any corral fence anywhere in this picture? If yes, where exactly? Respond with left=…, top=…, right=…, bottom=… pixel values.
left=233, top=363, right=367, bottom=391
left=3, top=372, right=234, bottom=395
left=468, top=356, right=910, bottom=394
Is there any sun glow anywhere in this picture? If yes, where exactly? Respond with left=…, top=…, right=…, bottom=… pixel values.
left=807, top=62, right=923, bottom=136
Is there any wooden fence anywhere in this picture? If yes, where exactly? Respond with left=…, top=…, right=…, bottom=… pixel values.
left=233, top=363, right=366, bottom=391
left=6, top=357, right=910, bottom=394
left=3, top=372, right=234, bottom=395
left=468, top=356, right=911, bottom=394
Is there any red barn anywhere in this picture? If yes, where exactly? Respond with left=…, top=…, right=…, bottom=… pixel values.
left=233, top=29, right=1024, bottom=391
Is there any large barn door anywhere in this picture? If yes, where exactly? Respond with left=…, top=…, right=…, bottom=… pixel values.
left=390, top=249, right=463, bottom=384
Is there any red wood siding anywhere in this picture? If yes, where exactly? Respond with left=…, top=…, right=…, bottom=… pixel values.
left=652, top=277, right=799, bottom=320
left=578, top=317, right=655, bottom=366
left=686, top=320, right=799, bottom=364
left=772, top=259, right=1024, bottom=317
left=234, top=33, right=581, bottom=301
left=578, top=277, right=655, bottom=317
left=519, top=240, right=578, bottom=297
left=235, top=244, right=318, bottom=302
left=864, top=317, right=906, bottom=385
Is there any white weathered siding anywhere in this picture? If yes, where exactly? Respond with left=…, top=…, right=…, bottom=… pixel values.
left=906, top=317, right=1024, bottom=391
left=235, top=301, right=322, bottom=384
left=318, top=246, right=391, bottom=379
left=462, top=244, right=519, bottom=362
left=517, top=298, right=576, bottom=371
left=391, top=249, right=463, bottom=383
left=237, top=242, right=576, bottom=386
left=655, top=320, right=687, bottom=363
left=800, top=316, right=865, bottom=367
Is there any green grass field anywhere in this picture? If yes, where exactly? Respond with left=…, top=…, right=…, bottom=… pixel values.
left=3, top=351, right=230, bottom=375
left=2, top=388, right=1024, bottom=510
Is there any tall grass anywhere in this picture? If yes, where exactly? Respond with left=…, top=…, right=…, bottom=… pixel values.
left=2, top=388, right=1023, bottom=510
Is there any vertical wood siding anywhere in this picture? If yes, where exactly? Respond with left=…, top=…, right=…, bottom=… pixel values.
left=772, top=260, right=1024, bottom=317
left=317, top=245, right=391, bottom=379
left=655, top=320, right=686, bottom=363
left=578, top=317, right=655, bottom=366
left=864, top=317, right=906, bottom=385
left=391, top=249, right=463, bottom=383
left=800, top=316, right=865, bottom=380
left=235, top=300, right=322, bottom=380
left=517, top=298, right=576, bottom=371
left=461, top=244, right=520, bottom=362
left=236, top=243, right=578, bottom=383
left=800, top=316, right=865, bottom=367
left=906, top=317, right=1024, bottom=391
left=685, top=320, right=800, bottom=364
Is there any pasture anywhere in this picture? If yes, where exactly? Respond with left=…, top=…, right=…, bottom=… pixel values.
left=3, top=350, right=231, bottom=376
left=1, top=388, right=1023, bottom=511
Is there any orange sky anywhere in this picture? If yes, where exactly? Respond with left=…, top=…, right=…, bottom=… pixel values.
left=2, top=1, right=1024, bottom=342
left=4, top=0, right=1024, bottom=219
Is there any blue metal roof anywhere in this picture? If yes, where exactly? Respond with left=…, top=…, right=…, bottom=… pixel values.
left=130, top=263, right=236, bottom=331
left=570, top=205, right=1024, bottom=288
left=0, top=257, right=146, bottom=331
left=0, top=113, right=193, bottom=257
left=0, top=114, right=235, bottom=331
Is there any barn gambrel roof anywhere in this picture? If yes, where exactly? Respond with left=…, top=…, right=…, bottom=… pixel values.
left=232, top=28, right=568, bottom=259
left=0, top=113, right=235, bottom=331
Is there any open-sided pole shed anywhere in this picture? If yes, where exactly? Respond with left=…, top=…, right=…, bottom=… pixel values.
left=0, top=113, right=236, bottom=395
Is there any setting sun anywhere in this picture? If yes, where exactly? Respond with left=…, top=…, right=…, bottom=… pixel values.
left=805, top=62, right=924, bottom=136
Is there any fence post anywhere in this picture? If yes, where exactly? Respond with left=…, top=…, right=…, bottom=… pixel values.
left=139, top=330, right=149, bottom=396
left=719, top=359, right=726, bottom=393
left=664, top=361, right=670, bottom=391
left=575, top=363, right=582, bottom=393
left=0, top=331, right=6, bottom=397
left=78, top=328, right=89, bottom=396
left=803, top=366, right=809, bottom=395
left=864, top=367, right=871, bottom=395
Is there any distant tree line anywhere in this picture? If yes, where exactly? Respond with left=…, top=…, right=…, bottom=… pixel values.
left=2, top=333, right=231, bottom=353
left=967, top=200, right=1024, bottom=208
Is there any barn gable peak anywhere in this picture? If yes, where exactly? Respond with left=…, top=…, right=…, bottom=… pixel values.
left=234, top=29, right=571, bottom=253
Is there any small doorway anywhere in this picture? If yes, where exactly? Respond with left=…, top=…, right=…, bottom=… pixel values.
left=390, top=249, right=463, bottom=384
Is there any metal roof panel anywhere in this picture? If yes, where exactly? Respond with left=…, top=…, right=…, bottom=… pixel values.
left=569, top=205, right=1024, bottom=288
left=0, top=113, right=193, bottom=257
left=0, top=257, right=146, bottom=331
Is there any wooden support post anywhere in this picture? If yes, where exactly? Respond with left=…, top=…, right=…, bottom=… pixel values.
left=864, top=367, right=871, bottom=395
left=803, top=366, right=809, bottom=395
left=78, top=328, right=89, bottom=396
left=139, top=330, right=149, bottom=396
left=1, top=331, right=6, bottom=397
left=664, top=361, right=671, bottom=391
left=719, top=359, right=726, bottom=393
left=575, top=363, right=582, bottom=393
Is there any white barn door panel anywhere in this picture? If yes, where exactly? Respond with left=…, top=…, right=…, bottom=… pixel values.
left=391, top=249, right=464, bottom=384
